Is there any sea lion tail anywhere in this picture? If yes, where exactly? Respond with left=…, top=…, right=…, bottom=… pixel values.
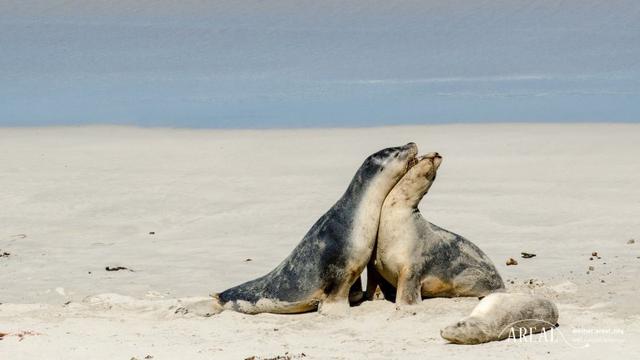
left=175, top=293, right=224, bottom=317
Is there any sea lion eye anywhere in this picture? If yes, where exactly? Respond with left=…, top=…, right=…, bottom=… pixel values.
left=379, top=166, right=385, bottom=172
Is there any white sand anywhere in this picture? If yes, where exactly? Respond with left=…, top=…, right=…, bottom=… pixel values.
left=1, top=124, right=639, bottom=359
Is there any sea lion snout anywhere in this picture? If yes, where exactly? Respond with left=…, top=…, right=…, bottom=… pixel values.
left=404, top=142, right=418, bottom=154
left=400, top=142, right=418, bottom=160
left=412, top=152, right=442, bottom=171
left=397, top=142, right=419, bottom=170
left=420, top=152, right=443, bottom=170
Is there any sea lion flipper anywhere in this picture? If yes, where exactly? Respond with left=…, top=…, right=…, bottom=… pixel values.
left=318, top=297, right=350, bottom=315
left=175, top=295, right=224, bottom=317
left=395, top=268, right=421, bottom=305
left=348, top=276, right=365, bottom=305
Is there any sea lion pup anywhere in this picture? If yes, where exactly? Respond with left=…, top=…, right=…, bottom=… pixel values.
left=367, top=153, right=504, bottom=305
left=440, top=292, right=559, bottom=344
left=185, top=143, right=419, bottom=316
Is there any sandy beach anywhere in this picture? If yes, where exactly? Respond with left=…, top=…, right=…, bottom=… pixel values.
left=1, top=124, right=639, bottom=359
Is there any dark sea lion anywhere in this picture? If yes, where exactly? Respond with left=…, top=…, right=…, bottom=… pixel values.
left=186, top=143, right=419, bottom=315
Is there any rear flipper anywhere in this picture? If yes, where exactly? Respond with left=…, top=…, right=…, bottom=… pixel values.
left=175, top=292, right=318, bottom=316
left=175, top=294, right=224, bottom=317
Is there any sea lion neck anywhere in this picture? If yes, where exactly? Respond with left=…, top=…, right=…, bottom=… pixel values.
left=382, top=173, right=431, bottom=213
left=339, top=170, right=394, bottom=213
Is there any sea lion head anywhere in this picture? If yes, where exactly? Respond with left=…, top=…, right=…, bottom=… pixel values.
left=409, top=152, right=442, bottom=182
left=384, top=152, right=442, bottom=208
left=351, top=142, right=419, bottom=191
left=440, top=317, right=489, bottom=345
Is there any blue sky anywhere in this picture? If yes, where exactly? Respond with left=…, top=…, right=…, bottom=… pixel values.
left=1, top=0, right=639, bottom=127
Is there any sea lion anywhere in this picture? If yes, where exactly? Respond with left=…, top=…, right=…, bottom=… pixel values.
left=185, top=143, right=419, bottom=315
left=367, top=153, right=504, bottom=305
left=440, top=292, right=559, bottom=344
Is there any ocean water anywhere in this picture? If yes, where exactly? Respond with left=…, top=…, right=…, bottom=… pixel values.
left=1, top=0, right=639, bottom=127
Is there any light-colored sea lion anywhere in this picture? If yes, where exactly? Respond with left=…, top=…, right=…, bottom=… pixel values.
left=186, top=143, right=419, bottom=316
left=440, top=292, right=559, bottom=344
left=367, top=153, right=504, bottom=305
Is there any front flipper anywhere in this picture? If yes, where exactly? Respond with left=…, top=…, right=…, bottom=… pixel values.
left=349, top=276, right=365, bottom=305
left=318, top=296, right=350, bottom=315
left=396, top=268, right=421, bottom=306
left=320, top=270, right=360, bottom=315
